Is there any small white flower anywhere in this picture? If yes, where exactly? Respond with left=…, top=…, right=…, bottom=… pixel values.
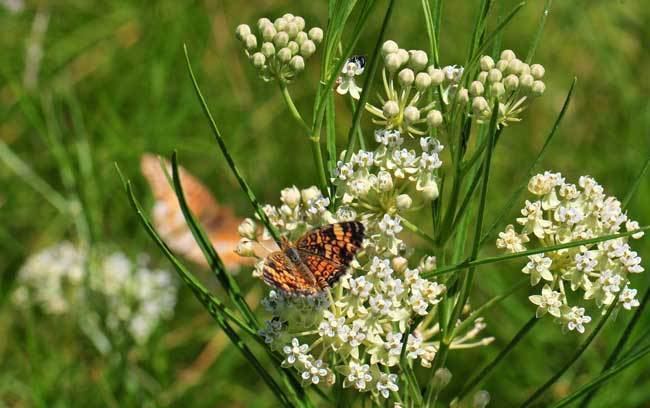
left=496, top=224, right=529, bottom=252
left=282, top=338, right=309, bottom=367
left=522, top=254, right=553, bottom=285
left=336, top=56, right=365, bottom=100
left=619, top=286, right=640, bottom=310
left=529, top=285, right=563, bottom=318
left=563, top=306, right=591, bottom=334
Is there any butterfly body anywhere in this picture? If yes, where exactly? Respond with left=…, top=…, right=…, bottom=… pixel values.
left=263, top=221, right=365, bottom=296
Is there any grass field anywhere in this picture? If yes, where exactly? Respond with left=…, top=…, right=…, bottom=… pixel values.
left=1, top=1, right=649, bottom=407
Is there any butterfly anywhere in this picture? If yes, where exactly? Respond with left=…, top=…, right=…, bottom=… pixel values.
left=262, top=221, right=365, bottom=296
left=140, top=154, right=250, bottom=271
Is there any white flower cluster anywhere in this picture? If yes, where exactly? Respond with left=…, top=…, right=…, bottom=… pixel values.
left=497, top=172, right=645, bottom=333
left=235, top=14, right=323, bottom=82
left=13, top=242, right=177, bottom=345
left=239, top=185, right=493, bottom=401
left=365, top=40, right=446, bottom=137
left=470, top=49, right=546, bottom=127
left=334, top=129, right=443, bottom=221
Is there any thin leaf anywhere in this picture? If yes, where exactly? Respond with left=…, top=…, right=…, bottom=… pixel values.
left=170, top=152, right=258, bottom=328
left=519, top=302, right=617, bottom=407
left=422, top=225, right=650, bottom=279
left=526, top=0, right=553, bottom=64
left=183, top=45, right=282, bottom=245
left=481, top=77, right=577, bottom=245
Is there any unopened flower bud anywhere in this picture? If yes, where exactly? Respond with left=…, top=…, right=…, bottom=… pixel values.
left=500, top=49, right=516, bottom=61
left=236, top=239, right=255, bottom=257
left=472, top=96, right=489, bottom=113
left=257, top=18, right=272, bottom=32
left=396, top=48, right=409, bottom=65
left=392, top=256, right=408, bottom=273
left=496, top=59, right=508, bottom=72
left=477, top=71, right=488, bottom=83
left=423, top=180, right=440, bottom=200
left=282, top=13, right=295, bottom=21
left=382, top=40, right=399, bottom=56
left=308, top=27, right=323, bottom=44
left=520, top=63, right=531, bottom=76
left=251, top=52, right=266, bottom=68
left=290, top=55, right=305, bottom=72
left=504, top=74, right=519, bottom=91
left=300, top=40, right=316, bottom=58
left=427, top=110, right=443, bottom=128
left=287, top=41, right=299, bottom=55
left=531, top=80, right=546, bottom=96
left=470, top=80, right=484, bottom=96
left=507, top=58, right=523, bottom=75
left=396, top=194, right=413, bottom=210
left=261, top=25, right=276, bottom=42
left=428, top=67, right=444, bottom=85
left=238, top=218, right=257, bottom=239
left=519, top=73, right=534, bottom=89
left=294, top=16, right=305, bottom=31
left=383, top=101, right=400, bottom=119
left=385, top=52, right=402, bottom=73
left=274, top=17, right=287, bottom=32
left=398, top=68, right=415, bottom=87
left=456, top=88, right=469, bottom=104
left=403, top=106, right=420, bottom=124
left=295, top=31, right=308, bottom=45
left=244, top=34, right=258, bottom=51
left=415, top=72, right=432, bottom=91
left=273, top=31, right=289, bottom=48
left=236, top=24, right=251, bottom=41
left=281, top=186, right=301, bottom=208
left=409, top=50, right=428, bottom=71
left=286, top=21, right=299, bottom=38
left=479, top=55, right=495, bottom=71
left=473, top=390, right=490, bottom=408
left=487, top=68, right=502, bottom=83
left=530, top=63, right=545, bottom=79
left=261, top=42, right=275, bottom=58
left=490, top=82, right=505, bottom=97
left=301, top=186, right=321, bottom=205
left=277, top=47, right=292, bottom=63
left=433, top=368, right=452, bottom=389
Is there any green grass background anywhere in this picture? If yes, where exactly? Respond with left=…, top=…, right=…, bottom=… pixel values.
left=1, top=0, right=649, bottom=406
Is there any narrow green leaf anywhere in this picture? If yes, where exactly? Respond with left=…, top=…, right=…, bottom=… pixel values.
left=423, top=225, right=650, bottom=279
left=170, top=152, right=258, bottom=328
left=480, top=77, right=577, bottom=245
left=183, top=45, right=282, bottom=245
left=520, top=303, right=617, bottom=407
left=471, top=2, right=526, bottom=63
left=122, top=176, right=294, bottom=408
left=622, top=156, right=650, bottom=208
left=526, top=0, right=553, bottom=64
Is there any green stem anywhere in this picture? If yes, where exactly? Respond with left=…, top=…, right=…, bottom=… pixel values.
left=401, top=216, right=437, bottom=246
left=279, top=82, right=311, bottom=134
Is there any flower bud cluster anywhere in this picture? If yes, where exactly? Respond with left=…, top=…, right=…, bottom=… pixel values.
left=470, top=49, right=546, bottom=126
left=13, top=243, right=177, bottom=345
left=497, top=172, right=644, bottom=333
left=235, top=14, right=323, bottom=82
left=365, top=41, right=444, bottom=137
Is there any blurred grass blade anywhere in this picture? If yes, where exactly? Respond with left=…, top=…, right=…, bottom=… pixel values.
left=465, top=0, right=491, bottom=67
left=0, top=141, right=69, bottom=215
left=183, top=45, right=282, bottom=245
left=472, top=2, right=525, bottom=62
left=458, top=315, right=538, bottom=401
left=622, top=155, right=650, bottom=207
left=422, top=0, right=441, bottom=66
left=549, top=342, right=650, bottom=408
left=423, top=225, right=650, bottom=279
left=121, top=174, right=294, bottom=408
left=481, top=78, right=577, bottom=245
left=520, top=303, right=617, bottom=407
left=526, top=0, right=553, bottom=63
left=325, top=92, right=337, bottom=191
left=170, top=152, right=258, bottom=328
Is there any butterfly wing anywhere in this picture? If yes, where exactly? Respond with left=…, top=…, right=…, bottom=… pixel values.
left=263, top=251, right=319, bottom=296
left=140, top=154, right=247, bottom=270
left=295, top=221, right=365, bottom=286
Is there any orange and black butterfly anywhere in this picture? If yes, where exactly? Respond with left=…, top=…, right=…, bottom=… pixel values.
left=140, top=154, right=249, bottom=270
left=262, top=221, right=365, bottom=296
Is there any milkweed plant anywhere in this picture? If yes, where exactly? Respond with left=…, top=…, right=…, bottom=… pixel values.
left=123, top=2, right=649, bottom=407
